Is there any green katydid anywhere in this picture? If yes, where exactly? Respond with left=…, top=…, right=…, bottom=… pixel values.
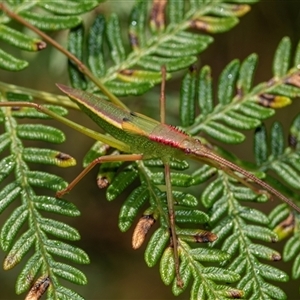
left=2, top=77, right=300, bottom=289
left=52, top=83, right=300, bottom=212
left=1, top=78, right=300, bottom=287
left=54, top=83, right=300, bottom=288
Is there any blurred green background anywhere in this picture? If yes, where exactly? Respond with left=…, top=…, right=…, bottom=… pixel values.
left=0, top=1, right=300, bottom=299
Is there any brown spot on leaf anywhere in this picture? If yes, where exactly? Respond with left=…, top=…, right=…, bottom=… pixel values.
left=55, top=152, right=72, bottom=161
left=190, top=19, right=209, bottom=32
left=228, top=289, right=244, bottom=299
left=275, top=212, right=295, bottom=240
left=233, top=4, right=243, bottom=11
left=150, top=0, right=167, bottom=31
left=274, top=213, right=295, bottom=240
left=288, top=134, right=297, bottom=148
left=97, top=176, right=109, bottom=189
left=36, top=41, right=47, bottom=51
left=267, top=78, right=276, bottom=86
left=119, top=69, right=134, bottom=76
left=194, top=231, right=217, bottom=243
left=3, top=252, right=19, bottom=270
left=25, top=276, right=50, bottom=300
left=286, top=72, right=300, bottom=87
left=271, top=236, right=278, bottom=243
left=231, top=4, right=251, bottom=16
left=132, top=215, right=155, bottom=249
left=258, top=93, right=291, bottom=108
left=258, top=93, right=274, bottom=107
left=26, top=274, right=34, bottom=286
left=271, top=253, right=281, bottom=261
left=280, top=213, right=295, bottom=229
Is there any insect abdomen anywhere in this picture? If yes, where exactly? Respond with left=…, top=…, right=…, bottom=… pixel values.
left=149, top=124, right=188, bottom=147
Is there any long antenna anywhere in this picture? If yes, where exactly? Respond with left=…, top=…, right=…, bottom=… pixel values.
left=193, top=146, right=300, bottom=213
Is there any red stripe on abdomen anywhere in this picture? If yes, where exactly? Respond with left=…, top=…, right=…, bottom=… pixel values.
left=149, top=124, right=188, bottom=148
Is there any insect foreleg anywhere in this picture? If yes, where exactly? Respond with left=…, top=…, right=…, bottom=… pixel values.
left=56, top=154, right=143, bottom=198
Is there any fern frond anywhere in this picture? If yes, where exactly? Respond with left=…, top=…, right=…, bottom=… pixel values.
left=254, top=116, right=300, bottom=192
left=200, top=170, right=288, bottom=299
left=0, top=1, right=102, bottom=71
left=172, top=37, right=300, bottom=299
left=282, top=214, right=300, bottom=280
left=194, top=113, right=300, bottom=299
left=185, top=37, right=300, bottom=144
left=0, top=96, right=89, bottom=298
left=97, top=155, right=242, bottom=299
left=255, top=115, right=300, bottom=294
left=65, top=0, right=256, bottom=97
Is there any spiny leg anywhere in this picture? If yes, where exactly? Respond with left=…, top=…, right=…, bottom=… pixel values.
left=160, top=66, right=183, bottom=287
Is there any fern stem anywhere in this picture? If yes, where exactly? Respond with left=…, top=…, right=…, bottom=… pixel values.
left=188, top=68, right=299, bottom=135
left=83, top=6, right=208, bottom=87
left=1, top=105, right=60, bottom=299
left=181, top=242, right=220, bottom=298
left=137, top=161, right=170, bottom=222
left=0, top=3, right=127, bottom=110
left=219, top=172, right=282, bottom=298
